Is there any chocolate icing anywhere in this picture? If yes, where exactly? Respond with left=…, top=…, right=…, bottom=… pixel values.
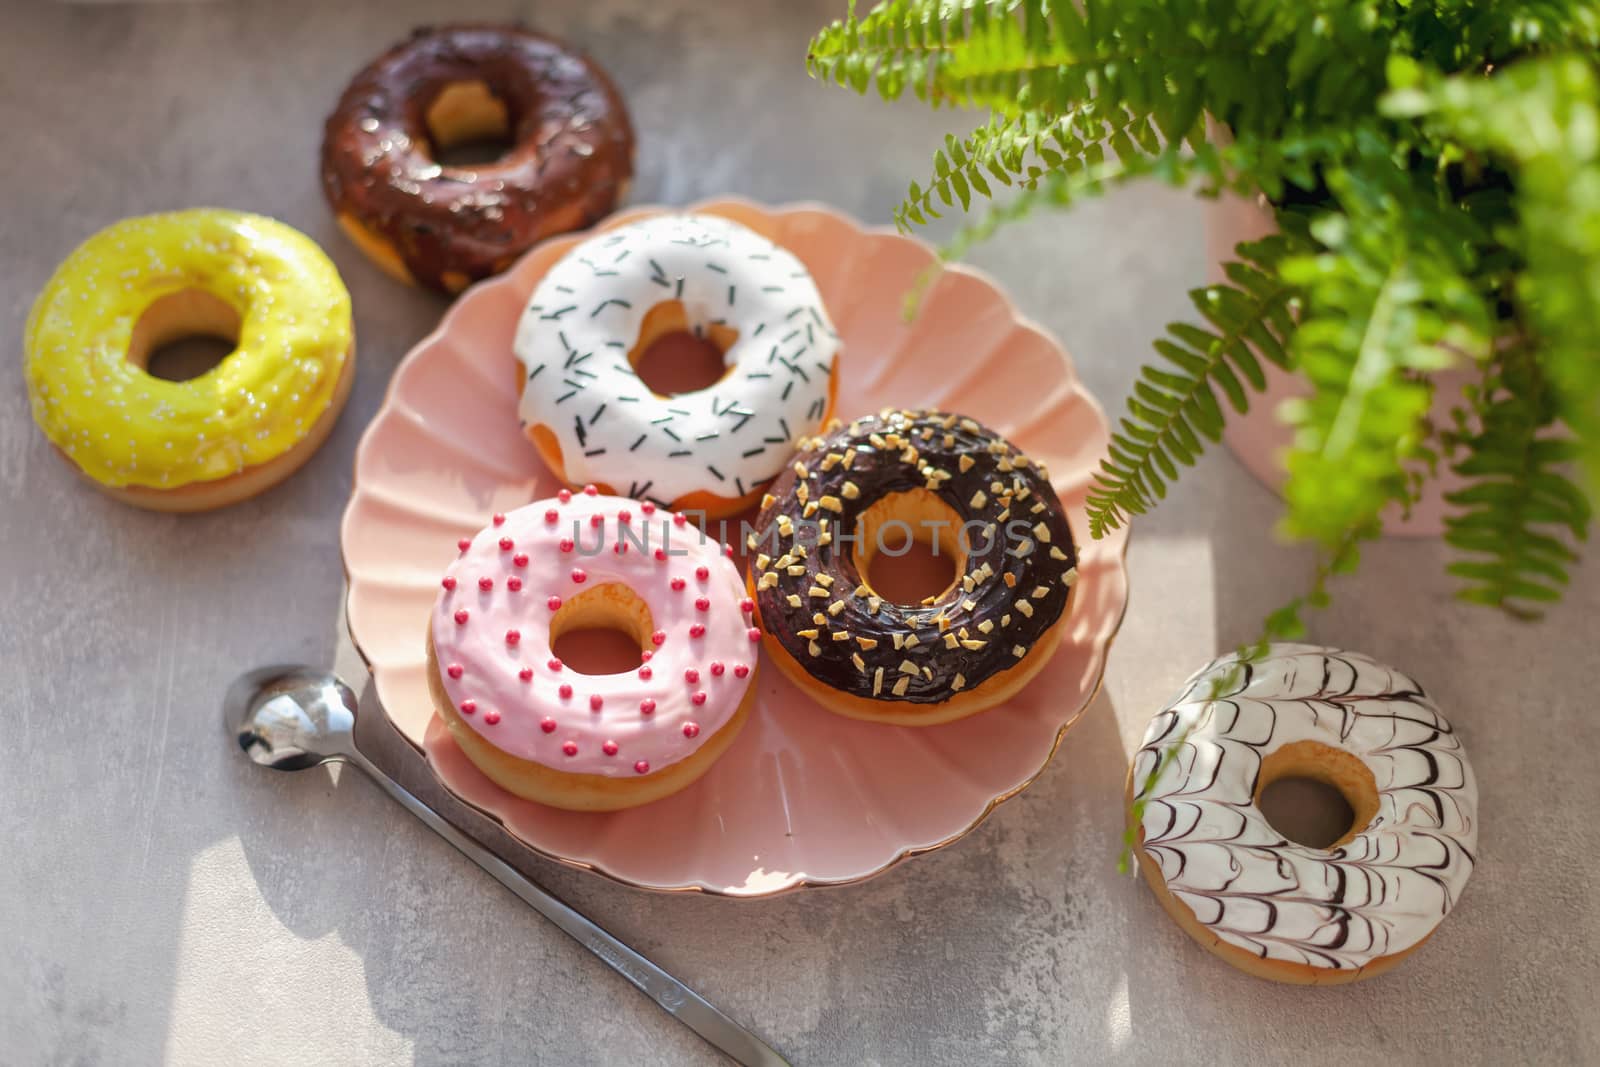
left=320, top=24, right=634, bottom=291
left=749, top=410, right=1078, bottom=703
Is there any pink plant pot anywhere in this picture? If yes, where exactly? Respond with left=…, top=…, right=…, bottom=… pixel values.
left=1206, top=194, right=1469, bottom=537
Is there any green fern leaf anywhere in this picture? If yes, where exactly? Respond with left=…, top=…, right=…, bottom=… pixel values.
left=1087, top=236, right=1299, bottom=539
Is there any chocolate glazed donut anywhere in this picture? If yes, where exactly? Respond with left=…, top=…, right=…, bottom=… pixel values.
left=747, top=409, right=1079, bottom=725
left=321, top=24, right=635, bottom=293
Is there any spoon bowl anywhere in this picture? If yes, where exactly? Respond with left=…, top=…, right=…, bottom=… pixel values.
left=225, top=664, right=358, bottom=771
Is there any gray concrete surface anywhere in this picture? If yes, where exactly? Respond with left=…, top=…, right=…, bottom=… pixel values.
left=4, top=2, right=1598, bottom=1064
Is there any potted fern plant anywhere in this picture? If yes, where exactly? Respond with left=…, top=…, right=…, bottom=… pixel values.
left=806, top=1, right=1600, bottom=628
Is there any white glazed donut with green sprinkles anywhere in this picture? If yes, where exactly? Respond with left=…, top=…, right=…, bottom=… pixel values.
left=512, top=213, right=839, bottom=507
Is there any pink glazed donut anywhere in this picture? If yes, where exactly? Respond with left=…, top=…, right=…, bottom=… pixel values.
left=427, top=488, right=759, bottom=811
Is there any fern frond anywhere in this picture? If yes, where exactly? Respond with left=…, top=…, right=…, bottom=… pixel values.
left=1087, top=236, right=1300, bottom=539
left=1276, top=160, right=1494, bottom=546
left=806, top=0, right=1005, bottom=101
left=894, top=104, right=1158, bottom=229
left=1445, top=343, right=1591, bottom=618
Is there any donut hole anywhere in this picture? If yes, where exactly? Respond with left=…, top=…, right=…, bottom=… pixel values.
left=548, top=582, right=655, bottom=676
left=852, top=489, right=966, bottom=607
left=127, top=289, right=241, bottom=383
left=425, top=80, right=515, bottom=167
left=1254, top=741, right=1381, bottom=851
left=629, top=300, right=739, bottom=397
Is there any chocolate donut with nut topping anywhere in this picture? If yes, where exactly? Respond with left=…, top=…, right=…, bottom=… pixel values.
left=746, top=409, right=1078, bottom=725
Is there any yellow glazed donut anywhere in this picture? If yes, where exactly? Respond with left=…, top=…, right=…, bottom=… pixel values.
left=24, top=209, right=355, bottom=512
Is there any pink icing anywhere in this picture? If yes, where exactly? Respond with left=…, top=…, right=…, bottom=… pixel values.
left=431, top=494, right=756, bottom=777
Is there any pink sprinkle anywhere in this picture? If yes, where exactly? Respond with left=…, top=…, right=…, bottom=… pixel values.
left=548, top=658, right=563, bottom=671
left=548, top=595, right=563, bottom=610
left=683, top=721, right=701, bottom=737
left=724, top=543, right=735, bottom=558
left=479, top=576, right=494, bottom=591
left=583, top=484, right=598, bottom=496
left=590, top=514, right=604, bottom=528
left=740, top=598, right=755, bottom=614
left=690, top=692, right=707, bottom=707
left=447, top=663, right=464, bottom=679
left=454, top=609, right=470, bottom=625
left=460, top=699, right=476, bottom=715
left=747, top=627, right=762, bottom=642
left=559, top=538, right=575, bottom=553
left=493, top=513, right=506, bottom=526
left=571, top=568, right=587, bottom=583
left=519, top=668, right=534, bottom=682
left=734, top=663, right=750, bottom=678
left=441, top=575, right=457, bottom=590
left=618, top=509, right=632, bottom=524
left=499, top=537, right=514, bottom=551
left=544, top=509, right=559, bottom=524
left=505, top=629, right=521, bottom=646
left=558, top=488, right=572, bottom=503
left=634, top=760, right=650, bottom=774
left=639, top=665, right=653, bottom=680
left=589, top=694, right=604, bottom=711
left=685, top=668, right=700, bottom=683
left=563, top=741, right=579, bottom=756
left=558, top=684, right=573, bottom=699
left=654, top=548, right=668, bottom=561
left=613, top=542, right=627, bottom=555
left=695, top=566, right=710, bottom=581
left=484, top=710, right=501, bottom=725
left=540, top=717, right=557, bottom=732
left=458, top=538, right=472, bottom=551
left=506, top=576, right=523, bottom=592
left=641, top=500, right=657, bottom=514
left=670, top=577, right=687, bottom=591
left=513, top=553, right=529, bottom=567
left=639, top=699, right=656, bottom=715
left=689, top=624, right=706, bottom=638
left=695, top=596, right=710, bottom=611
left=641, top=650, right=654, bottom=662
left=710, top=662, right=725, bottom=676
left=651, top=630, right=666, bottom=646
left=673, top=513, right=687, bottom=527
left=602, top=740, right=619, bottom=756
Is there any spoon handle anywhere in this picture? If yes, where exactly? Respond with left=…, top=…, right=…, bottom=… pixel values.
left=341, top=751, right=790, bottom=1067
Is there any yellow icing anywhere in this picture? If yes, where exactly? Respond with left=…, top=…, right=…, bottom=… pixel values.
left=24, top=209, right=353, bottom=489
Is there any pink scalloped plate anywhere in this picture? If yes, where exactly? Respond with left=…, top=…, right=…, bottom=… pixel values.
left=342, top=197, right=1129, bottom=896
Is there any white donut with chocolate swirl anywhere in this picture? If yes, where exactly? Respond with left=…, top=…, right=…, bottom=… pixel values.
left=1130, top=643, right=1477, bottom=983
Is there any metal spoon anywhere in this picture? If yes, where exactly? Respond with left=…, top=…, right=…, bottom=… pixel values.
left=225, top=665, right=788, bottom=1067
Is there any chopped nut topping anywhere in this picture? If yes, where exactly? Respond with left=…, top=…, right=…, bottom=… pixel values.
left=1062, top=567, right=1078, bottom=586
left=828, top=600, right=846, bottom=616
left=819, top=495, right=844, bottom=513
left=951, top=673, right=966, bottom=692
left=898, top=659, right=920, bottom=676
left=978, top=619, right=995, bottom=634
left=1017, top=600, right=1035, bottom=618
left=786, top=594, right=803, bottom=608
left=970, top=490, right=988, bottom=509
left=1003, top=572, right=1019, bottom=588
left=1032, top=522, right=1051, bottom=544
left=873, top=667, right=884, bottom=696
left=793, top=462, right=809, bottom=479
left=1050, top=546, right=1069, bottom=561
left=856, top=636, right=878, bottom=650
left=892, top=676, right=910, bottom=697
left=808, top=585, right=829, bottom=598
left=760, top=493, right=776, bottom=510
left=851, top=653, right=866, bottom=672
left=816, top=573, right=834, bottom=588
left=1013, top=644, right=1027, bottom=658
left=841, top=481, right=861, bottom=500
left=755, top=553, right=771, bottom=570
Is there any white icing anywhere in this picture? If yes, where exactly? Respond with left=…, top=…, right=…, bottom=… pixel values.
left=512, top=214, right=838, bottom=504
left=1133, top=643, right=1478, bottom=970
